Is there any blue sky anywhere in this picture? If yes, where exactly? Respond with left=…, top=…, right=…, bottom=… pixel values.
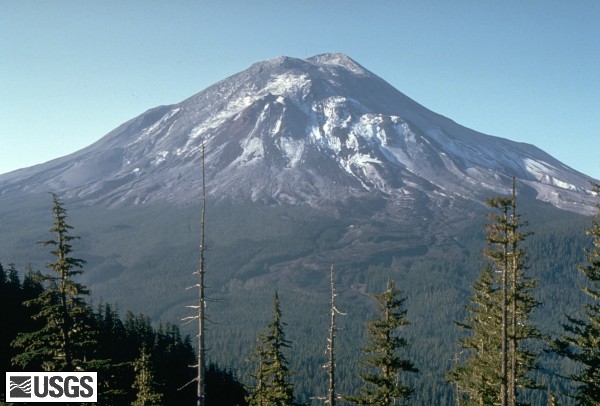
left=1, top=1, right=599, bottom=179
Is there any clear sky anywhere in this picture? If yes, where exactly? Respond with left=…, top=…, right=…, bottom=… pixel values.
left=1, top=1, right=599, bottom=179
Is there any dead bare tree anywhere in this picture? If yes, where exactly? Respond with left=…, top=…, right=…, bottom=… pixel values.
left=182, top=143, right=207, bottom=406
left=325, top=262, right=345, bottom=405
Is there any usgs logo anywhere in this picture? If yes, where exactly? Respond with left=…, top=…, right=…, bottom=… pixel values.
left=6, top=372, right=97, bottom=403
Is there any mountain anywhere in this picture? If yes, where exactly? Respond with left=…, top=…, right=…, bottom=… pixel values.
left=0, top=53, right=597, bottom=403
left=0, top=53, right=596, bottom=213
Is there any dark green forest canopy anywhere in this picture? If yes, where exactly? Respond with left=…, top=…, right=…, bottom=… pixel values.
left=0, top=190, right=597, bottom=404
left=1, top=266, right=246, bottom=405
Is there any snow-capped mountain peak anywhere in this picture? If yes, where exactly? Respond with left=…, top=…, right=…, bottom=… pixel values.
left=307, top=53, right=370, bottom=76
left=0, top=53, right=596, bottom=213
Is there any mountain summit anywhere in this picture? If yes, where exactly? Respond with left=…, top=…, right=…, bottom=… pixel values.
left=0, top=53, right=596, bottom=213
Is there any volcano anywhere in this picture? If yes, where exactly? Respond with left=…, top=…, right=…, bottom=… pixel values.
left=0, top=53, right=596, bottom=214
left=0, top=54, right=596, bottom=404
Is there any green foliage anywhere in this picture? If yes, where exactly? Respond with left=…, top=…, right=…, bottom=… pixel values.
left=350, top=280, right=417, bottom=405
left=553, top=183, right=600, bottom=405
left=0, top=195, right=245, bottom=404
left=0, top=264, right=44, bottom=401
left=205, top=363, right=248, bottom=406
left=12, top=193, right=95, bottom=372
left=132, top=346, right=164, bottom=406
left=449, top=186, right=544, bottom=405
left=1, top=190, right=599, bottom=404
left=0, top=264, right=42, bottom=367
left=247, top=292, right=298, bottom=406
left=448, top=264, right=503, bottom=405
left=0, top=261, right=199, bottom=404
left=88, top=305, right=197, bottom=404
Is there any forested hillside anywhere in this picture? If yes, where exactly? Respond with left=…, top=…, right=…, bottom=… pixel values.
left=2, top=189, right=599, bottom=405
left=2, top=51, right=599, bottom=405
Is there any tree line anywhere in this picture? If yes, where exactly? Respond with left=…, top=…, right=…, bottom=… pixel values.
left=0, top=194, right=244, bottom=405
left=446, top=181, right=600, bottom=405
left=2, top=181, right=600, bottom=405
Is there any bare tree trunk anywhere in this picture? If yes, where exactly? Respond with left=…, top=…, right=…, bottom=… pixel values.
left=501, top=202, right=509, bottom=406
left=197, top=143, right=207, bottom=406
left=328, top=263, right=336, bottom=406
left=509, top=179, right=517, bottom=406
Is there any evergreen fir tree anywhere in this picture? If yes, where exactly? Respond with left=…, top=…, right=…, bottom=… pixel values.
left=205, top=363, right=248, bottom=406
left=22, top=266, right=45, bottom=302
left=449, top=182, right=543, bottom=405
left=90, top=302, right=132, bottom=404
left=350, top=279, right=417, bottom=405
left=247, top=343, right=269, bottom=406
left=6, top=262, right=20, bottom=287
left=1, top=264, right=44, bottom=374
left=132, top=346, right=164, bottom=406
left=553, top=182, right=600, bottom=405
left=448, top=264, right=503, bottom=405
left=1, top=263, right=20, bottom=374
left=12, top=193, right=96, bottom=371
left=154, top=323, right=196, bottom=404
left=247, top=292, right=297, bottom=406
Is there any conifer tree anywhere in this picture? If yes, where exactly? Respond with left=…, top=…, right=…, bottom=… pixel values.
left=205, top=363, right=248, bottom=406
left=247, top=292, right=296, bottom=406
left=90, top=303, right=131, bottom=404
left=1, top=264, right=43, bottom=377
left=22, top=266, right=45, bottom=303
left=350, top=279, right=417, bottom=405
left=486, top=194, right=512, bottom=406
left=248, top=342, right=269, bottom=406
left=1, top=263, right=21, bottom=373
left=553, top=182, right=600, bottom=404
left=449, top=181, right=542, bottom=405
left=12, top=193, right=95, bottom=371
left=132, top=346, right=164, bottom=406
left=448, top=264, right=503, bottom=405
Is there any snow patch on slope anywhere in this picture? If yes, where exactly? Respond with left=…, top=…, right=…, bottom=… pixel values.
left=309, top=53, right=368, bottom=76
left=265, top=73, right=311, bottom=99
left=232, top=137, right=264, bottom=167
left=154, top=151, right=169, bottom=166
left=131, top=108, right=181, bottom=145
left=524, top=158, right=578, bottom=191
left=279, top=137, right=304, bottom=168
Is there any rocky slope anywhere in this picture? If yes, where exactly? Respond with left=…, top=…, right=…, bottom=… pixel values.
left=0, top=53, right=596, bottom=214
